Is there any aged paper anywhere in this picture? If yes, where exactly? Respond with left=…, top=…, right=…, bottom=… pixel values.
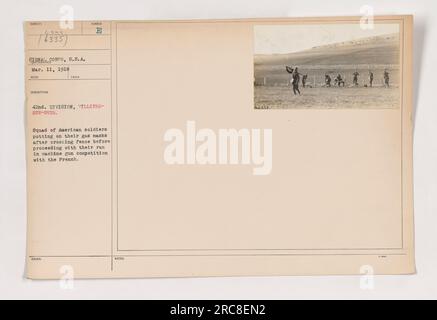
left=25, top=16, right=415, bottom=279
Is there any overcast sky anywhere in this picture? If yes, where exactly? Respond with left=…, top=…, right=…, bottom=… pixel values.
left=254, top=23, right=399, bottom=55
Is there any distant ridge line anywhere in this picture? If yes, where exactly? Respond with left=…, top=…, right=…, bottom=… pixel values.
left=256, top=32, right=399, bottom=57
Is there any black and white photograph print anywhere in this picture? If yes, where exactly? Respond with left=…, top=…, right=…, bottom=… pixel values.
left=254, top=23, right=401, bottom=109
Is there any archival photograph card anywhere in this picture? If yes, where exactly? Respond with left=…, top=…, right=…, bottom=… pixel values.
left=25, top=16, right=415, bottom=279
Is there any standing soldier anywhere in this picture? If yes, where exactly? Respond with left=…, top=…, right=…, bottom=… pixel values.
left=384, top=69, right=390, bottom=88
left=325, top=74, right=332, bottom=87
left=291, top=67, right=301, bottom=95
left=368, top=71, right=374, bottom=87
left=302, top=74, right=308, bottom=88
left=353, top=71, right=360, bottom=86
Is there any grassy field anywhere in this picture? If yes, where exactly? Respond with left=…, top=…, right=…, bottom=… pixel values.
left=254, top=85, right=399, bottom=109
left=254, top=66, right=400, bottom=88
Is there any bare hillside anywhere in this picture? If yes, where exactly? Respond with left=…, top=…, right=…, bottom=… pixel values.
left=255, top=33, right=399, bottom=67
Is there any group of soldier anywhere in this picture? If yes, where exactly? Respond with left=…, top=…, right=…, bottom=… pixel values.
left=286, top=66, right=391, bottom=96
